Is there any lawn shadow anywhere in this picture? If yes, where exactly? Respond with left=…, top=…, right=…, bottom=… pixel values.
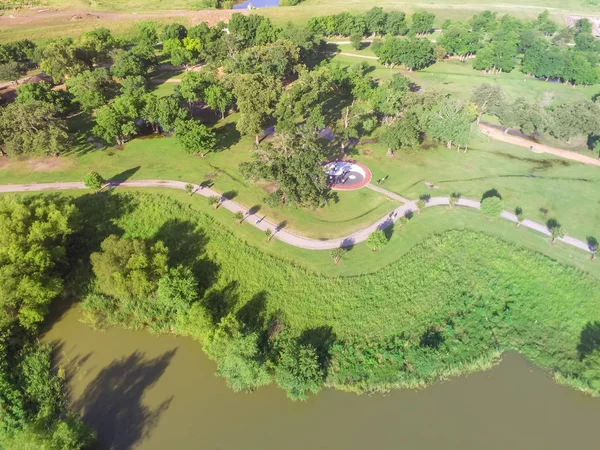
left=299, top=326, right=337, bottom=372
left=73, top=350, right=176, bottom=450
left=215, top=122, right=241, bottom=152
left=481, top=188, right=502, bottom=200
left=202, top=281, right=240, bottom=326
left=577, top=321, right=600, bottom=360
left=109, top=166, right=141, bottom=183
left=154, top=219, right=219, bottom=292
left=420, top=328, right=445, bottom=349
left=236, top=291, right=268, bottom=335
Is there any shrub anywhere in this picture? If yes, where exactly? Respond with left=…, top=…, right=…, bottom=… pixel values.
left=83, top=171, right=105, bottom=192
left=366, top=229, right=388, bottom=251
left=233, top=211, right=244, bottom=223
left=515, top=206, right=524, bottom=226
left=331, top=247, right=347, bottom=264
left=208, top=195, right=220, bottom=209
left=480, top=196, right=504, bottom=218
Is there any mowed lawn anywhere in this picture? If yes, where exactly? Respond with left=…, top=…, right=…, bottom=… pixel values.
left=0, top=113, right=398, bottom=238
left=355, top=133, right=600, bottom=241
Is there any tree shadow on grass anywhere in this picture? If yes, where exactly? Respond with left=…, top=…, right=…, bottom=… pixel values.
left=202, top=281, right=240, bottom=326
left=73, top=350, right=176, bottom=450
left=154, top=219, right=219, bottom=292
left=215, top=122, right=241, bottom=152
left=236, top=291, right=268, bottom=335
left=299, top=326, right=337, bottom=372
left=577, top=321, right=600, bottom=360
left=481, top=188, right=502, bottom=200
left=109, top=166, right=141, bottom=183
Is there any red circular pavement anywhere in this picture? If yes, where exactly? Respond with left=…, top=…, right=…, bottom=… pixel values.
left=324, top=161, right=372, bottom=191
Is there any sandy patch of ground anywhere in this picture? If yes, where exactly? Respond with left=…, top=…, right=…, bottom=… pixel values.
left=0, top=156, right=76, bottom=172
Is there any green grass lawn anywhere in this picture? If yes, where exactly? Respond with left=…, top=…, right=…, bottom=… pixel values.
left=330, top=50, right=600, bottom=106
left=355, top=132, right=600, bottom=241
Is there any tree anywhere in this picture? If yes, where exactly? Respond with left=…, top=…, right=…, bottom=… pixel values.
left=502, top=98, right=549, bottom=135
left=121, top=75, right=148, bottom=98
left=204, top=83, right=233, bottom=119
left=137, top=20, right=159, bottom=46
left=177, top=71, right=212, bottom=108
left=0, top=196, right=77, bottom=331
left=175, top=119, right=216, bottom=157
left=366, top=229, right=388, bottom=251
left=0, top=101, right=70, bottom=157
left=240, top=128, right=330, bottom=208
left=208, top=196, right=220, bottom=209
left=534, top=10, right=557, bottom=35
left=365, top=7, right=388, bottom=35
left=275, top=340, right=323, bottom=401
left=380, top=114, right=422, bottom=154
left=587, top=236, right=598, bottom=261
left=549, top=101, right=600, bottom=142
left=0, top=61, right=27, bottom=83
left=265, top=229, right=273, bottom=241
left=38, top=38, right=88, bottom=83
left=416, top=198, right=427, bottom=215
left=575, top=18, right=592, bottom=34
left=15, top=82, right=72, bottom=114
left=203, top=314, right=271, bottom=392
left=433, top=45, right=447, bottom=61
left=469, top=10, right=498, bottom=32
left=110, top=46, right=157, bottom=79
left=79, top=27, right=117, bottom=64
left=425, top=97, right=475, bottom=151
left=386, top=11, right=408, bottom=35
left=473, top=40, right=517, bottom=74
left=161, top=23, right=187, bottom=42
left=369, top=73, right=410, bottom=115
left=547, top=220, right=565, bottom=244
left=228, top=73, right=282, bottom=144
left=480, top=196, right=504, bottom=218
left=439, top=23, right=481, bottom=59
left=515, top=206, right=524, bottom=227
left=233, top=211, right=245, bottom=224
left=90, top=235, right=169, bottom=301
left=471, top=84, right=506, bottom=124
left=350, top=32, right=363, bottom=51
left=331, top=247, right=347, bottom=265
left=83, top=172, right=105, bottom=192
left=185, top=183, right=194, bottom=196
left=66, top=68, right=113, bottom=111
left=227, top=40, right=301, bottom=79
left=449, top=192, right=461, bottom=209
left=411, top=11, right=435, bottom=36
left=156, top=96, right=188, bottom=132
left=93, top=102, right=137, bottom=146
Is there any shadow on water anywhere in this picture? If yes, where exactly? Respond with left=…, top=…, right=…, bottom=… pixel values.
left=73, top=350, right=176, bottom=450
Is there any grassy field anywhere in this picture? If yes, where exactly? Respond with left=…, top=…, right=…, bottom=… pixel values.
left=331, top=47, right=600, bottom=106
left=65, top=190, right=600, bottom=392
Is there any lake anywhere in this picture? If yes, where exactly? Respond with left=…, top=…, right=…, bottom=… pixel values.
left=44, top=306, right=600, bottom=450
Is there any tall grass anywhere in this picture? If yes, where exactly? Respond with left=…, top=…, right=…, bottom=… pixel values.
left=71, top=192, right=600, bottom=394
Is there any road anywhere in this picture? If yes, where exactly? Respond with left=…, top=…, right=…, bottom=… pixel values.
left=0, top=179, right=591, bottom=253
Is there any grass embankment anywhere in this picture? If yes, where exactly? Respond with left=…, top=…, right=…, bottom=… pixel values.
left=64, top=191, right=600, bottom=394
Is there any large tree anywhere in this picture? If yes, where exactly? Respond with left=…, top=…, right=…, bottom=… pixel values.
left=92, top=98, right=138, bottom=146
left=0, top=101, right=70, bottom=156
left=38, top=38, right=88, bottom=83
left=204, top=83, right=233, bottom=119
left=425, top=97, right=475, bottom=151
left=471, top=84, right=506, bottom=124
left=0, top=196, right=78, bottom=331
left=0, top=61, right=27, bottom=83
left=549, top=101, right=600, bottom=142
left=411, top=11, right=435, bottom=36
left=240, top=128, right=330, bottom=208
left=174, top=119, right=216, bottom=157
left=228, top=73, right=282, bottom=144
left=66, top=68, right=113, bottom=111
left=380, top=113, right=422, bottom=154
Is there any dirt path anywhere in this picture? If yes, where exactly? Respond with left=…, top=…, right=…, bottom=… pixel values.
left=0, top=179, right=591, bottom=254
left=479, top=123, right=600, bottom=167
left=0, top=8, right=244, bottom=29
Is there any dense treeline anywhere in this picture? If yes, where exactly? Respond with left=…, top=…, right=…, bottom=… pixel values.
left=0, top=196, right=94, bottom=448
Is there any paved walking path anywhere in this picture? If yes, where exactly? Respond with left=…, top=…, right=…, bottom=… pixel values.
left=366, top=183, right=410, bottom=203
left=479, top=124, right=600, bottom=167
left=0, top=179, right=591, bottom=254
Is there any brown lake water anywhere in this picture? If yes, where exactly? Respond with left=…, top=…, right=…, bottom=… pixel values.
left=43, top=306, right=600, bottom=450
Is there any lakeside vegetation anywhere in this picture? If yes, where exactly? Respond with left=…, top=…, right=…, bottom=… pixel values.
left=1, top=4, right=600, bottom=447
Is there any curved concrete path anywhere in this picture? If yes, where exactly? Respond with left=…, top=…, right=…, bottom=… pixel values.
left=0, top=179, right=592, bottom=254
